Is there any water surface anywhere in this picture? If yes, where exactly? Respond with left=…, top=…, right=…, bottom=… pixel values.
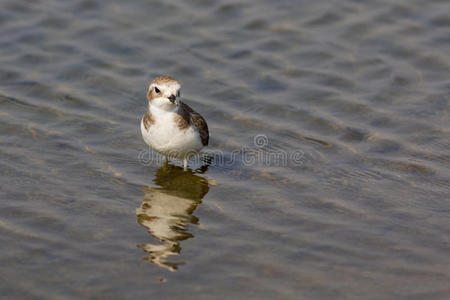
left=0, top=0, right=449, bottom=299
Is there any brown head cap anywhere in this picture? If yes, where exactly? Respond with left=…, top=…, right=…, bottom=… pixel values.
left=151, top=75, right=179, bottom=86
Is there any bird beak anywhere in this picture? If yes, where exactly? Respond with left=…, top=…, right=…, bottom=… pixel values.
left=168, top=94, right=176, bottom=104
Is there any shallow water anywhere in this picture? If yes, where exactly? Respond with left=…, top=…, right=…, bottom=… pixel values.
left=1, top=0, right=449, bottom=299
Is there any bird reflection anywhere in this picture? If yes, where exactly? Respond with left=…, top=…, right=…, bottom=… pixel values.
left=136, top=163, right=209, bottom=271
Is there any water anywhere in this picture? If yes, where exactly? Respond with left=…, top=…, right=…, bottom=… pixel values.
left=1, top=0, right=449, bottom=299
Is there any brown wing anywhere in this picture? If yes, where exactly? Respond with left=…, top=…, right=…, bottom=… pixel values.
left=180, top=102, right=209, bottom=146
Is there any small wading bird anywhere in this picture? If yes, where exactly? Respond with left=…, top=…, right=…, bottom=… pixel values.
left=141, top=76, right=209, bottom=170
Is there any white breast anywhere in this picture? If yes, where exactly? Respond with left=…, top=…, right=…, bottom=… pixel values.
left=141, top=106, right=203, bottom=159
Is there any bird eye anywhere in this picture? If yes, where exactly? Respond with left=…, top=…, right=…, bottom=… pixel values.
left=154, top=87, right=160, bottom=93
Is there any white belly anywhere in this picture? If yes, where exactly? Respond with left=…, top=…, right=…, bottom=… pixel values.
left=141, top=109, right=203, bottom=159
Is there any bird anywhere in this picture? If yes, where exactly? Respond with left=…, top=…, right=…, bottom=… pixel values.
left=141, top=76, right=209, bottom=170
